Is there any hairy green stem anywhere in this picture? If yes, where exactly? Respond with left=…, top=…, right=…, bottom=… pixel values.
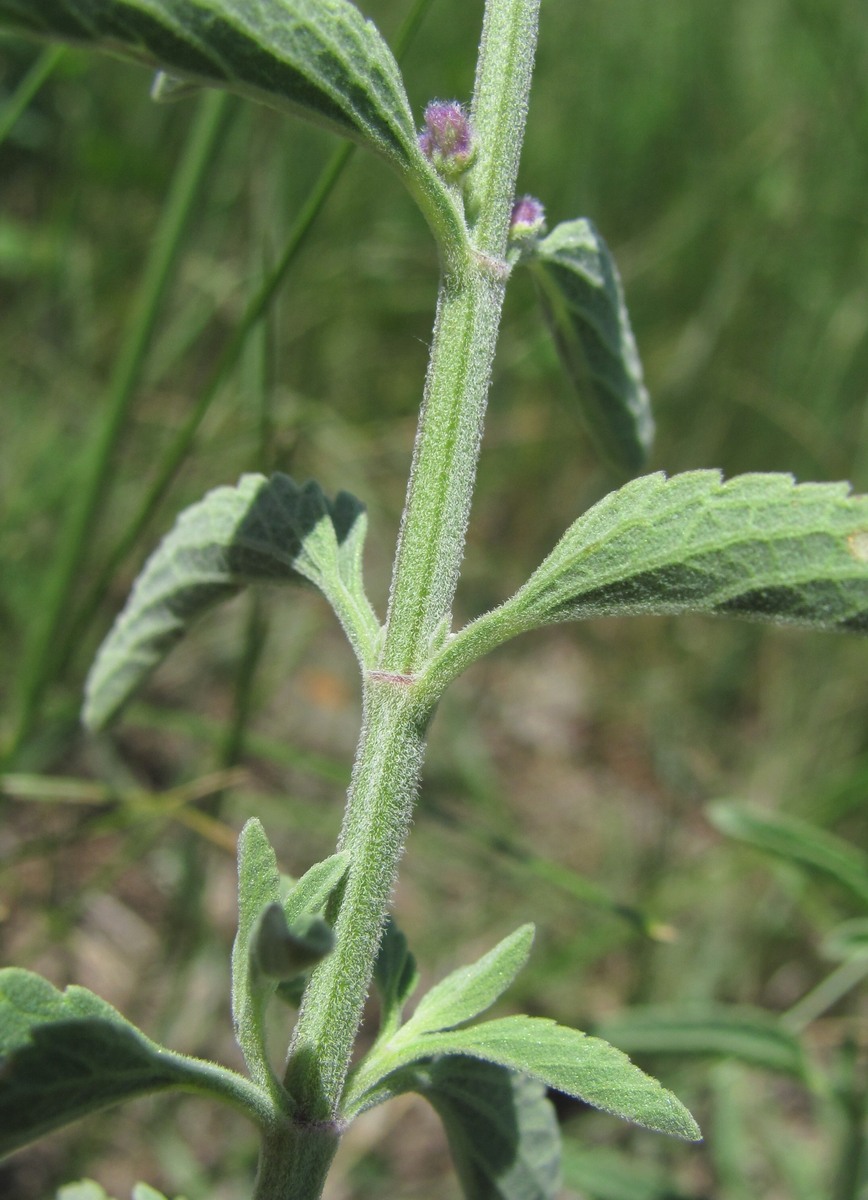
left=279, top=2, right=540, bottom=1194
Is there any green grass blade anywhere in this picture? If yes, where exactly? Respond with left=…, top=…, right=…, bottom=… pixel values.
left=9, top=88, right=230, bottom=760
left=0, top=44, right=65, bottom=147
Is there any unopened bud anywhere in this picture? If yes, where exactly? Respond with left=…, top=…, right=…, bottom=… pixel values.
left=252, top=904, right=334, bottom=981
left=419, top=100, right=475, bottom=180
left=509, top=194, right=546, bottom=240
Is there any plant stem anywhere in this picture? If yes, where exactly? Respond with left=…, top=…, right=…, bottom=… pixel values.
left=280, top=2, right=540, bottom=1194
left=0, top=45, right=65, bottom=148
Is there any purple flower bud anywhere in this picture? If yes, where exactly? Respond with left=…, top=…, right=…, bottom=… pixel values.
left=509, top=195, right=546, bottom=239
left=419, top=100, right=475, bottom=178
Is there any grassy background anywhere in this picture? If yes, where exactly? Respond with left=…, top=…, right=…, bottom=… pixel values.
left=1, top=0, right=868, bottom=1196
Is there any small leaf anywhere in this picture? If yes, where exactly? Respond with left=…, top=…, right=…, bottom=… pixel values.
left=709, top=802, right=868, bottom=908
left=283, top=851, right=350, bottom=925
left=596, top=1005, right=808, bottom=1079
left=252, top=906, right=334, bottom=981
left=0, top=0, right=423, bottom=175
left=346, top=1015, right=700, bottom=1141
left=531, top=218, right=653, bottom=472
left=416, top=1059, right=561, bottom=1200
left=0, top=969, right=259, bottom=1159
left=510, top=471, right=868, bottom=635
left=399, top=924, right=535, bottom=1038
left=84, top=473, right=378, bottom=729
left=231, top=819, right=282, bottom=1086
left=57, top=1185, right=114, bottom=1200
left=374, top=916, right=420, bottom=1039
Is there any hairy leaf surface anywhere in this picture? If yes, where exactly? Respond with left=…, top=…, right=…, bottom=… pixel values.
left=0, top=969, right=258, bottom=1158
left=399, top=924, right=534, bottom=1038
left=373, top=917, right=420, bottom=1039
left=345, top=1015, right=700, bottom=1140
left=596, top=1005, right=808, bottom=1078
left=0, top=0, right=422, bottom=172
left=84, top=473, right=377, bottom=729
left=709, top=802, right=868, bottom=908
left=532, top=218, right=653, bottom=472
left=506, top=471, right=868, bottom=634
left=416, top=1060, right=561, bottom=1200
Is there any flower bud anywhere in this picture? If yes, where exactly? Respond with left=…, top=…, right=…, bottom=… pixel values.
left=419, top=100, right=475, bottom=180
left=509, top=194, right=546, bottom=241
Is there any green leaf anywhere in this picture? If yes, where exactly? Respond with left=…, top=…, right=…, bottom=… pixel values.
left=510, top=471, right=868, bottom=634
left=560, top=1144, right=698, bottom=1200
left=57, top=1185, right=115, bottom=1200
left=345, top=1015, right=701, bottom=1141
left=708, top=802, right=868, bottom=908
left=373, top=916, right=420, bottom=1039
left=83, top=473, right=378, bottom=729
left=283, top=850, right=349, bottom=925
left=531, top=218, right=653, bottom=472
left=414, top=1059, right=561, bottom=1200
left=0, top=969, right=265, bottom=1159
left=399, top=924, right=535, bottom=1039
left=0, top=0, right=422, bottom=173
left=231, top=819, right=283, bottom=1087
left=595, top=1005, right=808, bottom=1079
left=823, top=918, right=868, bottom=961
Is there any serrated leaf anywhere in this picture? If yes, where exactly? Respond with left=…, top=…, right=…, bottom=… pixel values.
left=399, top=925, right=534, bottom=1039
left=0, top=969, right=256, bottom=1159
left=373, top=916, right=420, bottom=1039
left=504, top=471, right=868, bottom=635
left=0, top=0, right=422, bottom=174
left=709, top=802, right=868, bottom=908
left=596, top=1005, right=808, bottom=1079
left=83, top=473, right=378, bottom=729
left=345, top=1015, right=701, bottom=1141
left=531, top=218, right=653, bottom=472
left=415, top=1059, right=561, bottom=1200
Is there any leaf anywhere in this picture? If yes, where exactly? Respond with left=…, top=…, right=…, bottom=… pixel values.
left=345, top=1015, right=701, bottom=1141
left=531, top=218, right=653, bottom=472
left=416, top=1059, right=561, bottom=1200
left=595, top=1005, right=808, bottom=1079
left=560, top=1143, right=698, bottom=1200
left=506, top=471, right=868, bottom=635
left=823, top=918, right=868, bottom=961
left=0, top=0, right=422, bottom=174
left=57, top=1185, right=115, bottom=1200
left=708, top=802, right=868, bottom=908
left=399, top=925, right=535, bottom=1038
left=0, top=969, right=259, bottom=1159
left=283, top=851, right=350, bottom=925
left=373, top=916, right=420, bottom=1039
left=231, top=819, right=282, bottom=1086
left=83, top=473, right=378, bottom=729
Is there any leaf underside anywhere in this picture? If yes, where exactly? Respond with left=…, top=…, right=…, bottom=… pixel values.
left=416, top=1059, right=562, bottom=1200
left=533, top=218, right=654, bottom=473
left=0, top=969, right=192, bottom=1158
left=83, top=473, right=374, bottom=730
left=511, top=470, right=868, bottom=634
left=0, top=0, right=422, bottom=171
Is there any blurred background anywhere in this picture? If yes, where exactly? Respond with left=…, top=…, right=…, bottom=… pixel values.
left=1, top=0, right=868, bottom=1196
